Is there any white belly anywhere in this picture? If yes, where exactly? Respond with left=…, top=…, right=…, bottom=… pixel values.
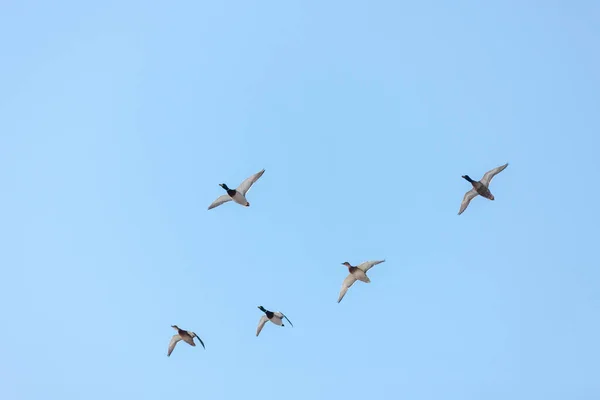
left=232, top=191, right=249, bottom=206
left=270, top=316, right=283, bottom=326
left=353, top=269, right=370, bottom=283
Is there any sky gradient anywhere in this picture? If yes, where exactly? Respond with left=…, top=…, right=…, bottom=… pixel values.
left=1, top=1, right=599, bottom=399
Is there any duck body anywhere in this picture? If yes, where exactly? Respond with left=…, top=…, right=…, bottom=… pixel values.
left=176, top=327, right=197, bottom=347
left=256, top=306, right=293, bottom=336
left=462, top=175, right=494, bottom=200
left=167, top=325, right=205, bottom=356
left=208, top=169, right=265, bottom=210
left=221, top=183, right=250, bottom=206
left=338, top=260, right=385, bottom=303
left=458, top=163, right=508, bottom=215
left=268, top=314, right=284, bottom=326
left=347, top=266, right=370, bottom=283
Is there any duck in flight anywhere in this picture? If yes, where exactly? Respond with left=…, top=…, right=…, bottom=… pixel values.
left=458, top=163, right=508, bottom=215
left=256, top=306, right=293, bottom=337
left=208, top=169, right=265, bottom=210
left=338, top=260, right=385, bottom=303
left=167, top=325, right=205, bottom=357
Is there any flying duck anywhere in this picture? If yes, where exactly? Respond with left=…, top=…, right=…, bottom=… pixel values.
left=208, top=169, right=265, bottom=210
left=167, top=325, right=205, bottom=357
left=458, top=163, right=509, bottom=215
left=256, top=306, right=293, bottom=337
left=338, top=260, right=385, bottom=303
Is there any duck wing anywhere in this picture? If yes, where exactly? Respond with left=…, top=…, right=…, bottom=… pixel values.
left=167, top=334, right=182, bottom=357
left=275, top=312, right=293, bottom=327
left=357, top=260, right=385, bottom=273
left=190, top=332, right=205, bottom=349
left=458, top=188, right=478, bottom=215
left=236, top=169, right=265, bottom=196
left=208, top=194, right=232, bottom=210
left=256, top=315, right=269, bottom=337
left=338, top=274, right=357, bottom=303
left=480, top=163, right=508, bottom=187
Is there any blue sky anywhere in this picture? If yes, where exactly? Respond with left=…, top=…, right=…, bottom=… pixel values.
left=1, top=1, right=599, bottom=399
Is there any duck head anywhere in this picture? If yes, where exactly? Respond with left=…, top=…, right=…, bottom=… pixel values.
left=257, top=306, right=267, bottom=313
left=219, top=183, right=231, bottom=191
left=171, top=325, right=179, bottom=330
left=341, top=262, right=352, bottom=269
left=461, top=175, right=474, bottom=183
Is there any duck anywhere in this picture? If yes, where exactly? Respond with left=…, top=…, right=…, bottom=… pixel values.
left=208, top=169, right=265, bottom=210
left=338, top=260, right=385, bottom=303
left=167, top=325, right=205, bottom=357
left=458, top=163, right=509, bottom=215
left=256, top=306, right=293, bottom=337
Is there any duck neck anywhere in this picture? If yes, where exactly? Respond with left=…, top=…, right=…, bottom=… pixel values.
left=462, top=175, right=474, bottom=183
left=221, top=184, right=231, bottom=191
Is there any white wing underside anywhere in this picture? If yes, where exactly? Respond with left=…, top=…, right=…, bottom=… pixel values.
left=256, top=315, right=269, bottom=336
left=237, top=169, right=265, bottom=196
left=338, top=274, right=357, bottom=303
left=357, top=260, right=385, bottom=272
left=167, top=334, right=182, bottom=356
left=480, top=163, right=508, bottom=187
left=458, top=188, right=478, bottom=215
left=208, top=194, right=232, bottom=210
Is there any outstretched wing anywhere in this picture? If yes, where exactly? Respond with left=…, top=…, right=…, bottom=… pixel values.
left=191, top=332, right=205, bottom=349
left=208, top=194, right=232, bottom=210
left=167, top=334, right=182, bottom=357
left=236, top=169, right=265, bottom=196
left=282, top=313, right=293, bottom=327
left=274, top=312, right=294, bottom=327
left=458, top=188, right=478, bottom=215
left=480, top=163, right=508, bottom=187
left=338, top=274, right=357, bottom=303
left=357, top=260, right=385, bottom=273
left=256, top=315, right=269, bottom=337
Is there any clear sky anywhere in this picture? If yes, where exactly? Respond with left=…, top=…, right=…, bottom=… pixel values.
left=1, top=1, right=599, bottom=399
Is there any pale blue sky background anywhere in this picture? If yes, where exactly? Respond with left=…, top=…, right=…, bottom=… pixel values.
left=1, top=1, right=599, bottom=399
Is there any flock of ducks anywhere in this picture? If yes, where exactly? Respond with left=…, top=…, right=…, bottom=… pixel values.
left=167, top=163, right=509, bottom=356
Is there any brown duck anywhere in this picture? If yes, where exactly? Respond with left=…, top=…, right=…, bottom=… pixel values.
left=338, top=260, right=385, bottom=303
left=458, top=163, right=509, bottom=215
left=167, top=325, right=205, bottom=356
